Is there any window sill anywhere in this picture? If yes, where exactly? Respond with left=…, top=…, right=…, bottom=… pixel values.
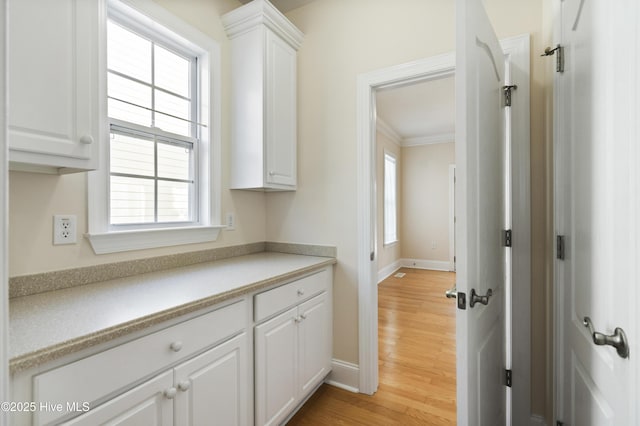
left=86, top=225, right=225, bottom=255
left=383, top=240, right=399, bottom=248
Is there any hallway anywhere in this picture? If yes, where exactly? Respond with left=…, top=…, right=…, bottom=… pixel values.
left=288, top=268, right=457, bottom=425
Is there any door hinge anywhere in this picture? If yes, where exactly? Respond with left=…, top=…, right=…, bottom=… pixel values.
left=556, top=235, right=565, bottom=260
left=541, top=44, right=564, bottom=73
left=370, top=251, right=375, bottom=261
left=457, top=292, right=466, bottom=310
left=556, top=422, right=564, bottom=426
left=503, top=229, right=512, bottom=247
left=502, top=85, right=517, bottom=107
left=505, top=369, right=512, bottom=387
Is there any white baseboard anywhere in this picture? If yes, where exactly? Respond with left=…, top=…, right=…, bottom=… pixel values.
left=401, top=258, right=451, bottom=271
left=530, top=414, right=547, bottom=426
left=325, top=359, right=359, bottom=393
left=377, top=260, right=402, bottom=284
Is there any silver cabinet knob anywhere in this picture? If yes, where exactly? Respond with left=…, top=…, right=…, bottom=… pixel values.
left=297, top=289, right=305, bottom=296
left=177, top=381, right=191, bottom=392
left=268, top=170, right=275, bottom=176
left=79, top=135, right=94, bottom=145
left=169, top=341, right=183, bottom=352
left=164, top=387, right=177, bottom=399
left=294, top=316, right=302, bottom=323
left=300, top=313, right=307, bottom=320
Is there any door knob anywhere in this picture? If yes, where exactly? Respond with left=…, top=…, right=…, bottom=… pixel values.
left=583, top=317, right=629, bottom=359
left=445, top=286, right=457, bottom=299
left=469, top=288, right=493, bottom=308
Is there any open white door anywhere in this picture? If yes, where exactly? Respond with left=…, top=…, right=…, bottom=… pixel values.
left=455, top=0, right=507, bottom=425
left=555, top=0, right=638, bottom=424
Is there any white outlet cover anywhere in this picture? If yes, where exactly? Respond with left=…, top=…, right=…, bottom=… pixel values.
left=53, top=215, right=77, bottom=245
left=226, top=212, right=236, bottom=231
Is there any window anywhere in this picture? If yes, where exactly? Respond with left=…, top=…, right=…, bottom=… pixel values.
left=87, top=0, right=222, bottom=254
left=383, top=152, right=398, bottom=245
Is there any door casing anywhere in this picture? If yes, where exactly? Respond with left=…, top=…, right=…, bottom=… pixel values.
left=356, top=33, right=531, bottom=423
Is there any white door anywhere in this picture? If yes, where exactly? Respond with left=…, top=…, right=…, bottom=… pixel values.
left=61, top=371, right=173, bottom=426
left=455, top=0, right=507, bottom=425
left=555, top=0, right=638, bottom=424
left=298, top=292, right=331, bottom=395
left=174, top=333, right=249, bottom=426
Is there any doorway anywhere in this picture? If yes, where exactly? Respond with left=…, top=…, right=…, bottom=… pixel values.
left=356, top=34, right=531, bottom=423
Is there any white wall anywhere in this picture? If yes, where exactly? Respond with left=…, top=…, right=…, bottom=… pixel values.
left=400, top=142, right=454, bottom=262
left=1, top=0, right=9, bottom=419
left=7, top=0, right=269, bottom=277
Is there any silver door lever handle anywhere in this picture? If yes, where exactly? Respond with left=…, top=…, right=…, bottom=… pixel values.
left=469, top=288, right=493, bottom=308
left=445, top=286, right=457, bottom=299
left=583, top=317, right=629, bottom=359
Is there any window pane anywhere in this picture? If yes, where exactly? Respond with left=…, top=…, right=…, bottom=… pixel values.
left=158, top=142, right=191, bottom=180
left=158, top=181, right=190, bottom=222
left=154, top=44, right=190, bottom=97
left=384, top=154, right=397, bottom=244
left=154, top=90, right=191, bottom=136
left=107, top=21, right=151, bottom=84
left=110, top=132, right=154, bottom=177
left=108, top=73, right=152, bottom=126
left=110, top=176, right=155, bottom=224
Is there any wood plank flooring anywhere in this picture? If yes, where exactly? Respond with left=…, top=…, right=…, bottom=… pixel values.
left=288, top=268, right=457, bottom=425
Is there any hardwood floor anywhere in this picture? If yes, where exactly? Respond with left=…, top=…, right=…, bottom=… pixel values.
left=288, top=268, right=457, bottom=425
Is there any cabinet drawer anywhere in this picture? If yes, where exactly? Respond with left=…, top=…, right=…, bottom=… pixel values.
left=254, top=268, right=329, bottom=323
left=33, top=300, right=246, bottom=426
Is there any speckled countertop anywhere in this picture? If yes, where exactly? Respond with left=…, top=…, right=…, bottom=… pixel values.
left=9, top=252, right=336, bottom=373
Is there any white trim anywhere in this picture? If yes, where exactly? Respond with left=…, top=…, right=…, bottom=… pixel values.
left=377, top=260, right=402, bottom=284
left=403, top=133, right=455, bottom=147
left=530, top=415, right=547, bottom=426
left=357, top=36, right=531, bottom=420
left=88, top=0, right=223, bottom=254
left=86, top=225, right=224, bottom=254
left=0, top=0, right=8, bottom=422
left=400, top=258, right=451, bottom=272
left=375, top=118, right=402, bottom=146
left=325, top=359, right=359, bottom=393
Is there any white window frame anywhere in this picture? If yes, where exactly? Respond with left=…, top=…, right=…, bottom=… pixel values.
left=383, top=151, right=398, bottom=246
left=87, top=0, right=223, bottom=254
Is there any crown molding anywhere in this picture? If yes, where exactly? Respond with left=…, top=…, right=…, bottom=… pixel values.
left=375, top=118, right=402, bottom=146
left=402, top=133, right=455, bottom=147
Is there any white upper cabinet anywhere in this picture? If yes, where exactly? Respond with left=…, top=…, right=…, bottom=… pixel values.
left=7, top=0, right=104, bottom=173
left=222, top=0, right=303, bottom=191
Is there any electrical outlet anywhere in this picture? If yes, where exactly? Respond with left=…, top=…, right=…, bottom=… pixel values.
left=53, top=215, right=77, bottom=245
left=431, top=240, right=437, bottom=249
left=226, top=212, right=236, bottom=231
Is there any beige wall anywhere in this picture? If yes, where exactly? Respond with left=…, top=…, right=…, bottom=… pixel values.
left=375, top=130, right=401, bottom=274
left=273, top=0, right=550, bottom=418
left=401, top=142, right=454, bottom=262
left=7, top=0, right=269, bottom=277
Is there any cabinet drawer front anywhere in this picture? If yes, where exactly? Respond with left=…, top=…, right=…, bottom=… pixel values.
left=254, top=268, right=329, bottom=323
left=33, top=300, right=246, bottom=426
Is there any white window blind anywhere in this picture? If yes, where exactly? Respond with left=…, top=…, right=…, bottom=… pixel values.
left=107, top=18, right=198, bottom=227
left=384, top=153, right=398, bottom=245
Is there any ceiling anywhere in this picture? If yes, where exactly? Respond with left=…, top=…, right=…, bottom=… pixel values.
left=238, top=0, right=317, bottom=13
left=376, top=76, right=455, bottom=145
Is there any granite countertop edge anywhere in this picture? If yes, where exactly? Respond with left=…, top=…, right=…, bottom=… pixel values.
left=10, top=257, right=336, bottom=374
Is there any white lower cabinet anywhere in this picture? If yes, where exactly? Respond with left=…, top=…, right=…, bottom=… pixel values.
left=254, top=270, right=332, bottom=426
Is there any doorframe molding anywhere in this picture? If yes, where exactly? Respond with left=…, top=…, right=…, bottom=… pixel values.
left=356, top=34, right=531, bottom=421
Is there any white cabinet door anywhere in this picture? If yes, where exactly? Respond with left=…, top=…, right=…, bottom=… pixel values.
left=174, top=333, right=249, bottom=426
left=7, top=0, right=101, bottom=173
left=255, top=307, right=298, bottom=426
left=298, top=292, right=331, bottom=395
left=61, top=371, right=173, bottom=426
left=265, top=29, right=296, bottom=188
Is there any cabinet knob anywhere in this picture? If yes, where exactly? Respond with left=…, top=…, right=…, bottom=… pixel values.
left=294, top=316, right=302, bottom=323
left=164, top=387, right=177, bottom=399
left=268, top=170, right=275, bottom=176
left=297, top=289, right=305, bottom=296
left=79, top=135, right=94, bottom=145
left=177, top=381, right=191, bottom=392
left=300, top=313, right=307, bottom=320
left=169, top=341, right=183, bottom=352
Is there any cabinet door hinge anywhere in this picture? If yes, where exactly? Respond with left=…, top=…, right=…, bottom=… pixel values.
left=503, top=229, right=512, bottom=247
left=542, top=44, right=564, bottom=73
left=556, top=235, right=565, bottom=260
left=502, top=85, right=517, bottom=107
left=505, top=369, right=512, bottom=387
